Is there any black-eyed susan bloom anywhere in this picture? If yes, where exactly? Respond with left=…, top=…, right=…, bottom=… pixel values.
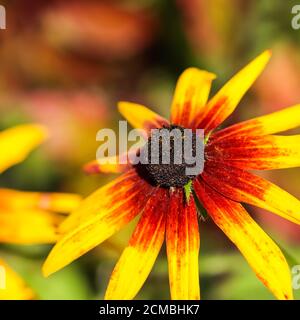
left=0, top=124, right=81, bottom=299
left=43, top=50, right=300, bottom=300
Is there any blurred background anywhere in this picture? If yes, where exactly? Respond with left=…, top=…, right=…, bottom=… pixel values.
left=0, top=0, right=300, bottom=299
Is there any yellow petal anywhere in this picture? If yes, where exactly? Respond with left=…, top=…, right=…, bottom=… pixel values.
left=166, top=189, right=200, bottom=300
left=118, top=102, right=169, bottom=136
left=212, top=104, right=300, bottom=142
left=0, top=188, right=82, bottom=213
left=0, top=124, right=48, bottom=173
left=105, top=189, right=168, bottom=300
left=193, top=50, right=271, bottom=132
left=83, top=159, right=127, bottom=174
left=194, top=179, right=293, bottom=300
left=170, top=68, right=216, bottom=127
left=0, top=209, right=63, bottom=244
left=43, top=170, right=155, bottom=277
left=0, top=259, right=35, bottom=300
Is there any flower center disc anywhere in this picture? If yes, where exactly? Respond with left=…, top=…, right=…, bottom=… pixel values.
left=136, top=125, right=199, bottom=188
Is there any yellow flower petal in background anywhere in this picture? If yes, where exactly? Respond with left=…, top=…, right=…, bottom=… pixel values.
left=170, top=68, right=216, bottom=128
left=0, top=258, right=35, bottom=300
left=83, top=159, right=127, bottom=175
left=194, top=180, right=293, bottom=300
left=83, top=150, right=136, bottom=175
left=105, top=189, right=168, bottom=300
left=118, top=102, right=169, bottom=137
left=0, top=209, right=63, bottom=244
left=0, top=124, right=48, bottom=174
left=211, top=104, right=300, bottom=142
left=166, top=189, right=200, bottom=300
left=193, top=50, right=271, bottom=132
left=0, top=189, right=82, bottom=213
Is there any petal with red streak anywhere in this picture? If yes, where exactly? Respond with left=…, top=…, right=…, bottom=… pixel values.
left=201, top=161, right=300, bottom=225
left=170, top=68, right=216, bottom=128
left=166, top=189, right=200, bottom=300
left=105, top=188, right=168, bottom=300
left=43, top=169, right=155, bottom=276
left=206, top=134, right=300, bottom=170
left=118, top=102, right=169, bottom=137
left=194, top=179, right=293, bottom=300
left=211, top=103, right=300, bottom=143
left=193, top=50, right=271, bottom=132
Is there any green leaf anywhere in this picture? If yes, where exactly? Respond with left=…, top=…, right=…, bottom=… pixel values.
left=184, top=179, right=193, bottom=203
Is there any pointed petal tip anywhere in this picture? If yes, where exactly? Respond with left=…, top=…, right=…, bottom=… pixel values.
left=0, top=123, right=50, bottom=173
left=26, top=123, right=50, bottom=141
left=83, top=157, right=130, bottom=175
left=41, top=262, right=52, bottom=278
left=264, top=48, right=272, bottom=56
left=171, top=67, right=216, bottom=128
left=181, top=67, right=217, bottom=80
left=42, top=253, right=62, bottom=278
left=192, top=49, right=272, bottom=132
left=34, top=123, right=49, bottom=135
left=255, top=49, right=272, bottom=66
left=117, top=101, right=132, bottom=119
left=117, top=101, right=169, bottom=134
left=117, top=101, right=126, bottom=110
left=13, top=123, right=50, bottom=143
left=260, top=48, right=272, bottom=55
left=118, top=101, right=133, bottom=114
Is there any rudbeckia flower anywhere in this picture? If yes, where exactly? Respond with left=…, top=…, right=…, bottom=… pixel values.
left=0, top=124, right=81, bottom=299
left=43, top=50, right=300, bottom=300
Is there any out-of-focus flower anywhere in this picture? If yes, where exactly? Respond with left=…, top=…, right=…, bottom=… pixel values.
left=0, top=258, right=35, bottom=300
left=43, top=51, right=300, bottom=300
left=0, top=33, right=105, bottom=87
left=0, top=124, right=47, bottom=174
left=19, top=90, right=110, bottom=164
left=0, top=124, right=82, bottom=299
left=178, top=0, right=240, bottom=59
left=255, top=45, right=300, bottom=112
left=0, top=1, right=156, bottom=87
left=41, top=2, right=156, bottom=60
left=0, top=90, right=111, bottom=165
left=0, top=188, right=82, bottom=245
